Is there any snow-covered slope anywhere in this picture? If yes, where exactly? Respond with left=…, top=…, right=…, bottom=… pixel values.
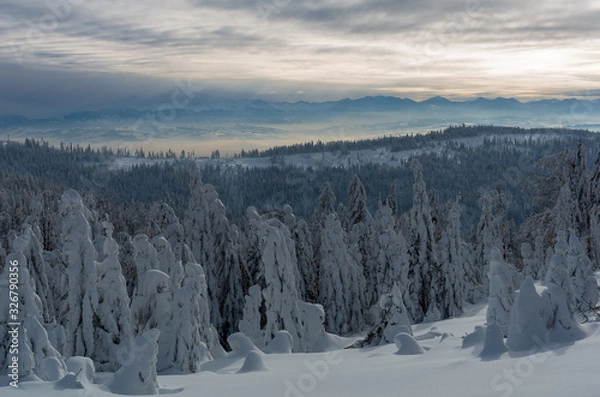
left=8, top=299, right=600, bottom=397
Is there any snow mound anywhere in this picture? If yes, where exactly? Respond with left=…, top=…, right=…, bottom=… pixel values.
left=54, top=373, right=84, bottom=390
left=263, top=331, right=294, bottom=354
left=394, top=333, right=425, bottom=355
left=462, top=326, right=486, bottom=349
left=228, top=332, right=262, bottom=356
left=237, top=351, right=268, bottom=374
left=201, top=333, right=264, bottom=374
left=105, top=329, right=160, bottom=395
left=479, top=323, right=507, bottom=359
left=65, top=357, right=95, bottom=383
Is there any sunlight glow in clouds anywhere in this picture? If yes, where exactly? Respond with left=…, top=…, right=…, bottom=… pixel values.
left=0, top=0, right=599, bottom=115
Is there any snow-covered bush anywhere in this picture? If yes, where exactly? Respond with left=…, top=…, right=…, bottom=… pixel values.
left=354, top=283, right=412, bottom=347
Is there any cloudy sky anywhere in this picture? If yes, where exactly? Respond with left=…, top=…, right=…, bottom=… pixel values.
left=1, top=0, right=599, bottom=116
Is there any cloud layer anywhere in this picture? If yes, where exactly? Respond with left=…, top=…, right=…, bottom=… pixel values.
left=1, top=0, right=599, bottom=116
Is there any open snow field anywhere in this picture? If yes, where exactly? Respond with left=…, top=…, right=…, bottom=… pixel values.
left=7, top=300, right=600, bottom=397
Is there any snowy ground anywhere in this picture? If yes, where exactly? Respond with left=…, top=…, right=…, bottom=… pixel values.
left=7, top=300, right=600, bottom=397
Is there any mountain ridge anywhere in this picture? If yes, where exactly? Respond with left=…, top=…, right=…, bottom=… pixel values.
left=2, top=95, right=599, bottom=123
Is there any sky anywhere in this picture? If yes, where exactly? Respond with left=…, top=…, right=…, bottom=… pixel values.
left=1, top=0, right=600, bottom=117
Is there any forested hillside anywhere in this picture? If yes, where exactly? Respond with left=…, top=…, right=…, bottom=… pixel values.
left=1, top=125, right=599, bottom=383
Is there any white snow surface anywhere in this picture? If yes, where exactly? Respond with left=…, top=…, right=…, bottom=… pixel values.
left=6, top=298, right=600, bottom=397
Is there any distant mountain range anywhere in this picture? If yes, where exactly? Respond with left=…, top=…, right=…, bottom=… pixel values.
left=2, top=95, right=599, bottom=127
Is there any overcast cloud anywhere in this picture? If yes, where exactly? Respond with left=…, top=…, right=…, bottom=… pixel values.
left=0, top=0, right=599, bottom=116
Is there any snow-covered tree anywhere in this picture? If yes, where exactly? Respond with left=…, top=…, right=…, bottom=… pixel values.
left=461, top=239, right=479, bottom=303
left=106, top=329, right=160, bottom=396
left=566, top=229, right=598, bottom=312
left=94, top=221, right=134, bottom=372
left=271, top=210, right=304, bottom=302
left=181, top=262, right=220, bottom=350
left=280, top=205, right=308, bottom=301
left=21, top=316, right=67, bottom=381
left=132, top=234, right=160, bottom=275
left=239, top=208, right=303, bottom=348
left=158, top=263, right=216, bottom=372
left=536, top=229, right=586, bottom=342
left=130, top=269, right=171, bottom=335
left=589, top=149, right=600, bottom=266
left=59, top=189, right=99, bottom=357
left=289, top=212, right=316, bottom=302
left=311, top=181, right=337, bottom=276
left=0, top=251, right=39, bottom=375
left=591, top=149, right=600, bottom=207
left=486, top=247, right=517, bottom=336
left=153, top=235, right=177, bottom=275
left=43, top=249, right=68, bottom=350
left=261, top=218, right=303, bottom=348
left=533, top=143, right=592, bottom=250
left=543, top=233, right=587, bottom=343
left=147, top=202, right=184, bottom=248
left=173, top=241, right=196, bottom=266
left=318, top=213, right=366, bottom=335
left=588, top=204, right=600, bottom=270
left=346, top=174, right=370, bottom=229
left=314, top=182, right=337, bottom=223
left=506, top=276, right=547, bottom=352
left=473, top=188, right=511, bottom=300
left=521, top=237, right=546, bottom=281
left=184, top=163, right=231, bottom=333
left=295, top=301, right=334, bottom=353
left=116, top=232, right=137, bottom=298
left=346, top=175, right=383, bottom=312
left=553, top=181, right=575, bottom=233
left=243, top=207, right=267, bottom=292
left=407, top=159, right=439, bottom=322
left=567, top=142, right=591, bottom=235
left=385, top=181, right=399, bottom=222
left=374, top=205, right=412, bottom=320
left=545, top=231, right=574, bottom=311
left=437, top=198, right=464, bottom=318
left=239, top=285, right=263, bottom=342
left=219, top=224, right=247, bottom=342
left=1, top=251, right=44, bottom=326
left=13, top=222, right=54, bottom=322
left=356, top=282, right=412, bottom=346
